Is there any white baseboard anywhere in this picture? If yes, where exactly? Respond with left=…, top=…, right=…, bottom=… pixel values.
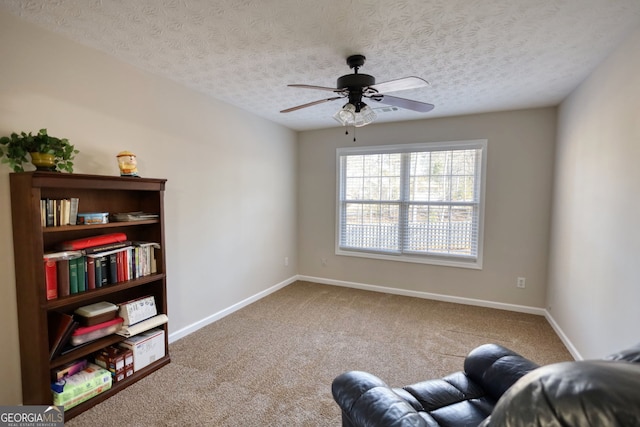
left=300, top=275, right=581, bottom=359
left=544, top=311, right=582, bottom=360
left=168, top=275, right=297, bottom=343
left=169, top=274, right=580, bottom=361
left=298, top=275, right=546, bottom=315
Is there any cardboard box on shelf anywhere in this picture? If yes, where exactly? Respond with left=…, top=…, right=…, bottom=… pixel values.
left=94, top=346, right=134, bottom=382
left=118, top=328, right=165, bottom=372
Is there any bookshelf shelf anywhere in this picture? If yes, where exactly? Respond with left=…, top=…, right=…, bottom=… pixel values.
left=50, top=334, right=125, bottom=369
left=9, top=172, right=170, bottom=419
left=42, top=219, right=159, bottom=233
left=45, top=273, right=166, bottom=310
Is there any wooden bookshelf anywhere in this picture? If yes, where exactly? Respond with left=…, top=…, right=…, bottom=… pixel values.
left=9, top=172, right=170, bottom=419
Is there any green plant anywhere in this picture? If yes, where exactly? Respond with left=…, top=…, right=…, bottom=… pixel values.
left=0, top=129, right=78, bottom=172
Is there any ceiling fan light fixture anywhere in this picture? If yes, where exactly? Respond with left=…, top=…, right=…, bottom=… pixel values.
left=333, top=103, right=356, bottom=126
left=354, top=104, right=377, bottom=127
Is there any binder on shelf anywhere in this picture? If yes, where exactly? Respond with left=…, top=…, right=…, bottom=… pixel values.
left=59, top=233, right=127, bottom=251
left=48, top=312, right=78, bottom=360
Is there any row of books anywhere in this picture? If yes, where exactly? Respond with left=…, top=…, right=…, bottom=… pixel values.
left=40, top=198, right=79, bottom=227
left=44, top=241, right=160, bottom=300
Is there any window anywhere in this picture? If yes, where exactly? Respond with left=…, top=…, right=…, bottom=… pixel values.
left=336, top=140, right=487, bottom=269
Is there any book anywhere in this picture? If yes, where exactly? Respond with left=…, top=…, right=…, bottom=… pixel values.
left=94, top=257, right=103, bottom=288
left=40, top=199, right=46, bottom=227
left=55, top=199, right=61, bottom=227
left=108, top=253, right=118, bottom=284
left=60, top=199, right=70, bottom=226
left=116, top=251, right=124, bottom=282
left=57, top=259, right=70, bottom=297
left=46, top=199, right=54, bottom=227
left=43, top=259, right=58, bottom=300
left=86, top=256, right=96, bottom=290
left=59, top=233, right=127, bottom=251
left=76, top=256, right=87, bottom=292
left=69, top=197, right=79, bottom=225
left=69, top=257, right=79, bottom=294
left=48, top=312, right=78, bottom=360
left=98, top=256, right=108, bottom=287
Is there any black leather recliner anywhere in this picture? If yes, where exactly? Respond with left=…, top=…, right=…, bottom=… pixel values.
left=332, top=343, right=640, bottom=427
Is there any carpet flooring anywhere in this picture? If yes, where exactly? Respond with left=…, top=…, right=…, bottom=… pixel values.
left=65, top=281, right=572, bottom=426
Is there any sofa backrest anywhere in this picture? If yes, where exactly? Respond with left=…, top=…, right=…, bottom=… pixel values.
left=482, top=359, right=640, bottom=426
left=605, top=342, right=640, bottom=363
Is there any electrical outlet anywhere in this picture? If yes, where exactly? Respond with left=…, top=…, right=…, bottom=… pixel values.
left=321, top=258, right=328, bottom=266
left=517, top=277, right=526, bottom=288
left=284, top=257, right=289, bottom=266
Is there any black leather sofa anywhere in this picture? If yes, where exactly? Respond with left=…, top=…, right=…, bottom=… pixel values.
left=332, top=343, right=640, bottom=427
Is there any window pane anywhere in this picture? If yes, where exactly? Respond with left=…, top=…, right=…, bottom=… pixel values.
left=409, top=149, right=478, bottom=203
left=342, top=202, right=399, bottom=251
left=406, top=205, right=476, bottom=256
left=344, top=153, right=401, bottom=201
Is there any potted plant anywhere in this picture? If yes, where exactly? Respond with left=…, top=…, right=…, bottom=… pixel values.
left=0, top=128, right=78, bottom=172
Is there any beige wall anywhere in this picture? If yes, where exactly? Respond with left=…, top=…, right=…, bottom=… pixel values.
left=0, top=13, right=297, bottom=404
left=298, top=108, right=556, bottom=307
left=547, top=26, right=640, bottom=359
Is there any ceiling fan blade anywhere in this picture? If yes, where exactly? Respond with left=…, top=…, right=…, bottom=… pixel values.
left=370, top=94, right=435, bottom=113
left=369, top=76, right=429, bottom=93
left=280, top=96, right=344, bottom=113
left=288, top=84, right=340, bottom=92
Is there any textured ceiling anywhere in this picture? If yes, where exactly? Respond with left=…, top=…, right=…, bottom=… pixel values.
left=2, top=0, right=639, bottom=131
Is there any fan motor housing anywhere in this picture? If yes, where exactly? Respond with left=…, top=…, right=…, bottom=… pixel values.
left=337, top=73, right=375, bottom=90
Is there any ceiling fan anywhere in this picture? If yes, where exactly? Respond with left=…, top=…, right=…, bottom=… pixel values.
left=280, top=54, right=434, bottom=127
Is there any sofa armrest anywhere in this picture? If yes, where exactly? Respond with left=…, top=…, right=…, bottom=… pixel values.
left=332, top=371, right=432, bottom=427
left=464, top=344, right=539, bottom=401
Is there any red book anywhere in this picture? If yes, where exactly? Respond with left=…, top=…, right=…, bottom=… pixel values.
left=86, top=256, right=96, bottom=290
left=56, top=259, right=70, bottom=298
left=43, top=259, right=58, bottom=300
left=59, top=233, right=127, bottom=251
left=117, top=251, right=125, bottom=282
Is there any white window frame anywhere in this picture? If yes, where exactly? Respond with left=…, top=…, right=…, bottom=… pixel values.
left=336, top=140, right=487, bottom=269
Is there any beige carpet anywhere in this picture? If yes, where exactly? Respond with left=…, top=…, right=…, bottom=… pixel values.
left=65, top=281, right=572, bottom=426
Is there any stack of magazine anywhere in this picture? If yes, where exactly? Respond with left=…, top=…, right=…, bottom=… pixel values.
left=111, top=211, right=159, bottom=222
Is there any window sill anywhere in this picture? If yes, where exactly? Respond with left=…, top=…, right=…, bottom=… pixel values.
left=335, top=248, right=483, bottom=269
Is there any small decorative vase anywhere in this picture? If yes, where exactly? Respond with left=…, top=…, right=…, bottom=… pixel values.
left=29, top=152, right=56, bottom=171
